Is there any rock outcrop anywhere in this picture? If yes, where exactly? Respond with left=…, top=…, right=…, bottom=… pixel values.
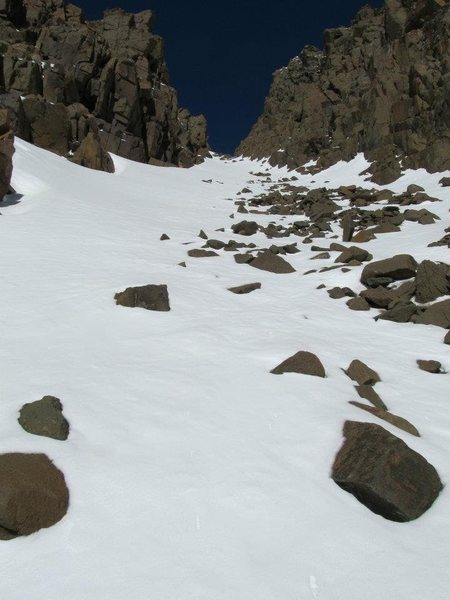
left=237, top=0, right=450, bottom=183
left=0, top=1, right=209, bottom=169
left=0, top=108, right=14, bottom=197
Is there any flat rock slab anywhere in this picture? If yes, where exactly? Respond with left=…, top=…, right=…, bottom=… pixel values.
left=228, top=283, right=262, bottom=294
left=115, top=284, right=170, bottom=311
left=187, top=249, right=219, bottom=258
left=18, top=396, right=69, bottom=441
left=345, top=360, right=381, bottom=386
left=349, top=401, right=420, bottom=437
left=332, top=421, right=442, bottom=522
left=0, top=453, right=69, bottom=539
left=361, top=254, right=418, bottom=285
left=355, top=385, right=388, bottom=410
left=271, top=351, right=325, bottom=377
left=249, top=251, right=295, bottom=274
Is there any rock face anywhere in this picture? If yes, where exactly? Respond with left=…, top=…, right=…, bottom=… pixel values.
left=19, top=395, right=70, bottom=440
left=0, top=108, right=14, bottom=197
left=0, top=453, right=69, bottom=540
left=332, top=421, right=443, bottom=522
left=0, top=1, right=209, bottom=168
left=237, top=0, right=450, bottom=182
left=115, top=284, right=170, bottom=311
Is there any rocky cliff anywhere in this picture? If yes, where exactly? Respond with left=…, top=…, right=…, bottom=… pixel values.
left=237, top=0, right=450, bottom=184
left=0, top=0, right=209, bottom=170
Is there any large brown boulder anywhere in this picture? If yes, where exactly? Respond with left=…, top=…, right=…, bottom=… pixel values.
left=249, top=251, right=296, bottom=274
left=0, top=453, right=69, bottom=540
left=271, top=351, right=326, bottom=377
left=115, top=284, right=170, bottom=312
left=70, top=132, right=115, bottom=173
left=415, top=299, right=450, bottom=328
left=332, top=421, right=443, bottom=522
left=0, top=109, right=14, bottom=198
left=361, top=255, right=418, bottom=286
left=345, top=360, right=381, bottom=386
left=415, top=260, right=450, bottom=303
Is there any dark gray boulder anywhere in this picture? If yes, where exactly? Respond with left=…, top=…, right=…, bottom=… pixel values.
left=0, top=453, right=69, bottom=540
left=18, top=396, right=69, bottom=441
left=115, top=284, right=170, bottom=311
left=332, top=421, right=442, bottom=522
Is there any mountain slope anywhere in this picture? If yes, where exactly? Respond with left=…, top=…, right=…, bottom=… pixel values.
left=0, top=141, right=448, bottom=599
left=237, top=0, right=450, bottom=184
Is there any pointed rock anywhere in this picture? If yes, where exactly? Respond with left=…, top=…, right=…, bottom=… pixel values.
left=271, top=351, right=325, bottom=377
left=345, top=360, right=380, bottom=386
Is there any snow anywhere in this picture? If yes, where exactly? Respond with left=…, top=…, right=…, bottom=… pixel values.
left=0, top=140, right=449, bottom=599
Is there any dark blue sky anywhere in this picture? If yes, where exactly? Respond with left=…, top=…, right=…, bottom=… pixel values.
left=77, top=0, right=384, bottom=153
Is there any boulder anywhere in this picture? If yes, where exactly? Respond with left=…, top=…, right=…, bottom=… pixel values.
left=228, top=282, right=261, bottom=294
left=417, top=360, right=442, bottom=374
left=70, top=132, right=115, bottom=173
left=345, top=360, right=380, bottom=386
left=249, top=251, right=295, bottom=274
left=18, top=396, right=69, bottom=441
left=361, top=255, right=418, bottom=285
left=347, top=297, right=370, bottom=311
left=377, top=302, right=417, bottom=323
left=415, top=299, right=450, bottom=328
left=231, top=220, right=258, bottom=236
left=0, top=453, right=69, bottom=540
left=349, top=401, right=420, bottom=437
left=415, top=261, right=449, bottom=303
left=445, top=331, right=450, bottom=345
left=0, top=109, right=14, bottom=198
left=439, top=177, right=450, bottom=187
left=360, top=286, right=396, bottom=309
left=332, top=421, right=442, bottom=521
left=335, top=246, right=371, bottom=264
left=271, top=351, right=326, bottom=377
left=115, top=284, right=170, bottom=311
left=328, top=287, right=356, bottom=299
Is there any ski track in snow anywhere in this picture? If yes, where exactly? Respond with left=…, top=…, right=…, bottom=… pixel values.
left=0, top=140, right=449, bottom=599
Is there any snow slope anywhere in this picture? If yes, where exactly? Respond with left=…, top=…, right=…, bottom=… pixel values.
left=0, top=139, right=449, bottom=600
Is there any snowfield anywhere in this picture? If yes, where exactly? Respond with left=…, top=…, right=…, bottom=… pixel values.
left=1, top=139, right=449, bottom=600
